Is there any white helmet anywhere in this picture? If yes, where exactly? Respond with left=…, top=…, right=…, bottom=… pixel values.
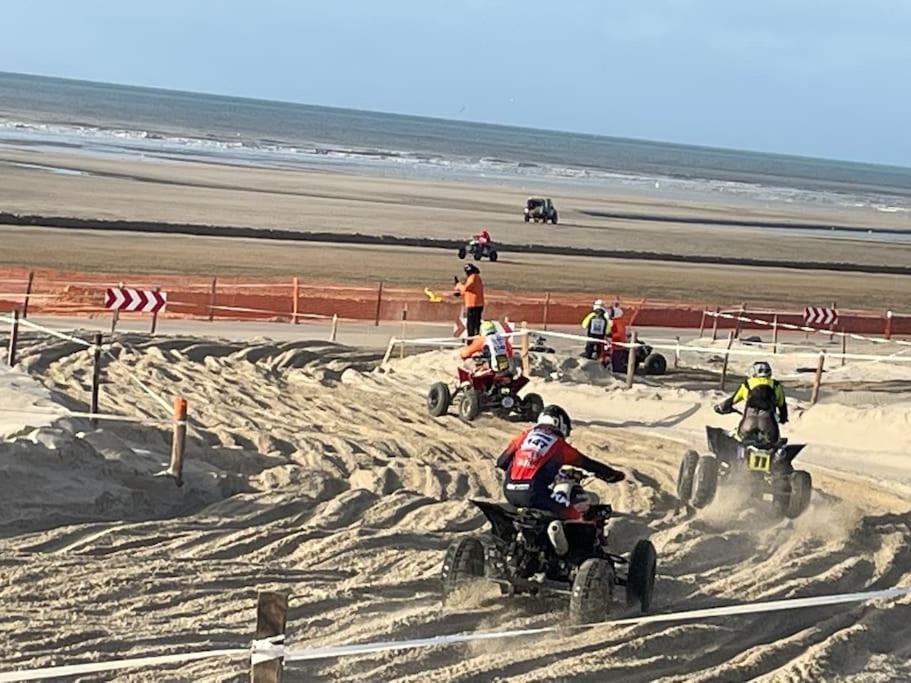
left=750, top=361, right=772, bottom=378
left=593, top=299, right=605, bottom=311
left=537, top=405, right=572, bottom=437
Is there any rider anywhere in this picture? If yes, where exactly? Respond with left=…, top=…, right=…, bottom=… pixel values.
left=459, top=320, right=514, bottom=375
left=475, top=228, right=491, bottom=246
left=580, top=300, right=610, bottom=359
left=454, top=263, right=485, bottom=338
left=496, top=405, right=625, bottom=554
left=715, top=361, right=789, bottom=444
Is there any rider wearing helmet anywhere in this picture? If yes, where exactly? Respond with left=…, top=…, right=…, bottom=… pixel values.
left=459, top=320, right=514, bottom=374
left=715, top=361, right=789, bottom=444
left=496, top=405, right=625, bottom=521
left=580, top=299, right=611, bottom=359
left=454, top=263, right=485, bottom=338
left=476, top=228, right=491, bottom=245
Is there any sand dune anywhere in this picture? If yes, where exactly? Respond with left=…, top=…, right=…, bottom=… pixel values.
left=1, top=337, right=910, bottom=681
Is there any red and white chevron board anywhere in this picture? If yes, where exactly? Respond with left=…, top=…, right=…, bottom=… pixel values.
left=104, top=287, right=167, bottom=313
left=803, top=306, right=838, bottom=326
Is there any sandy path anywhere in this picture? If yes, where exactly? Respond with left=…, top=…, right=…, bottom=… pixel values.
left=1, top=147, right=910, bottom=272
left=0, top=336, right=909, bottom=681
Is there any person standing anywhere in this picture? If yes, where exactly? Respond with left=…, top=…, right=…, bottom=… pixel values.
left=580, top=299, right=610, bottom=359
left=454, top=263, right=485, bottom=338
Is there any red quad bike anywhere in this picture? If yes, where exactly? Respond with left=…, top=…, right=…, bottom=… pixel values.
left=427, top=365, right=544, bottom=423
left=441, top=467, right=657, bottom=624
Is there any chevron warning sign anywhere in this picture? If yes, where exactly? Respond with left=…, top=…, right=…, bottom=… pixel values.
left=104, top=287, right=167, bottom=313
left=804, top=307, right=838, bottom=326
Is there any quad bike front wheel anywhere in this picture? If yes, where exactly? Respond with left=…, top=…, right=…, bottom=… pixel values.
left=551, top=212, right=558, bottom=224
left=489, top=250, right=498, bottom=262
left=427, top=382, right=452, bottom=417
left=691, top=456, right=719, bottom=508
left=625, top=539, right=657, bottom=613
left=458, top=389, right=482, bottom=422
left=643, top=352, right=667, bottom=375
left=783, top=470, right=812, bottom=519
left=521, top=392, right=545, bottom=421
left=570, top=558, right=614, bottom=625
left=458, top=246, right=467, bottom=259
left=441, top=537, right=486, bottom=599
left=524, top=213, right=530, bottom=222
left=676, top=450, right=699, bottom=501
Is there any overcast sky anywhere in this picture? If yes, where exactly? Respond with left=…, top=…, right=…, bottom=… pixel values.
left=2, top=0, right=909, bottom=165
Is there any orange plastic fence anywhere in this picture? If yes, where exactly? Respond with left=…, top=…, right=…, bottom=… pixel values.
left=0, top=267, right=907, bottom=336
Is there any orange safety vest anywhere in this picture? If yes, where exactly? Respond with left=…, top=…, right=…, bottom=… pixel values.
left=456, top=274, right=485, bottom=307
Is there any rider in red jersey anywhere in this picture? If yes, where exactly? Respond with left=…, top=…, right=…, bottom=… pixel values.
left=496, top=405, right=625, bottom=521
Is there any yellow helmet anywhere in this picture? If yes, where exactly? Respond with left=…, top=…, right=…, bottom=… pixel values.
left=480, top=320, right=497, bottom=336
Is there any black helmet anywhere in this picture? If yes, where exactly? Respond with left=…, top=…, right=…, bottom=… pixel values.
left=537, top=404, right=572, bottom=437
left=464, top=263, right=480, bottom=275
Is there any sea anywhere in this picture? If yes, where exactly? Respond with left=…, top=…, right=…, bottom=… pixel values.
left=2, top=70, right=910, bottom=220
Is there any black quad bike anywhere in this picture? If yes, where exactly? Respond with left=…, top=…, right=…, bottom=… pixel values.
left=441, top=468, right=657, bottom=624
left=458, top=238, right=498, bottom=262
left=677, top=426, right=812, bottom=518
left=602, top=339, right=667, bottom=376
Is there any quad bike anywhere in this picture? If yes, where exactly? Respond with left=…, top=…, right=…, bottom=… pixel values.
left=427, top=364, right=544, bottom=423
left=441, top=467, right=657, bottom=624
left=458, top=238, right=498, bottom=262
left=524, top=197, right=558, bottom=224
left=600, top=339, right=667, bottom=375
left=530, top=334, right=556, bottom=354
left=677, top=424, right=812, bottom=518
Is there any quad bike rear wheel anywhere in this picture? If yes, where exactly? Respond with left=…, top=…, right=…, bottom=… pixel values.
left=691, top=456, right=719, bottom=508
left=473, top=250, right=483, bottom=261
left=625, top=539, right=657, bottom=612
left=427, top=382, right=451, bottom=417
left=551, top=212, right=558, bottom=224
left=643, top=352, right=667, bottom=375
left=458, top=246, right=467, bottom=259
left=521, top=392, right=545, bottom=421
left=458, top=389, right=482, bottom=422
left=676, top=450, right=699, bottom=501
left=784, top=470, right=812, bottom=518
left=570, top=558, right=614, bottom=625
left=441, top=537, right=486, bottom=599
left=489, top=250, right=498, bottom=262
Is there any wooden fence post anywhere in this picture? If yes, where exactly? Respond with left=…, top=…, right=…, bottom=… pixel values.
left=884, top=310, right=893, bottom=340
left=710, top=306, right=720, bottom=341
left=542, top=291, right=551, bottom=331
left=399, top=305, right=408, bottom=359
left=674, top=335, right=680, bottom=369
left=841, top=329, right=847, bottom=367
left=520, top=321, right=530, bottom=376
left=734, top=302, right=746, bottom=339
left=22, top=271, right=34, bottom=320
left=291, top=277, right=299, bottom=325
left=698, top=310, right=707, bottom=338
left=208, top=277, right=218, bottom=322
left=165, top=397, right=188, bottom=487
left=625, top=332, right=638, bottom=388
left=329, top=314, right=339, bottom=342
left=811, top=352, right=826, bottom=405
left=772, top=314, right=779, bottom=355
left=150, top=287, right=161, bottom=335
left=7, top=309, right=19, bottom=367
left=374, top=281, right=384, bottom=327
left=251, top=591, right=289, bottom=683
left=91, top=332, right=103, bottom=428
left=719, top=330, right=735, bottom=390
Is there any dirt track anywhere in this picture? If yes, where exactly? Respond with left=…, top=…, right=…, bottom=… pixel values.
left=1, top=338, right=910, bottom=681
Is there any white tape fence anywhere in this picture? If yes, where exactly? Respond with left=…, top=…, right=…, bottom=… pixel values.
left=2, top=585, right=909, bottom=681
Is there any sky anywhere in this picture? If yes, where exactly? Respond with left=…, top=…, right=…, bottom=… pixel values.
left=2, top=0, right=910, bottom=166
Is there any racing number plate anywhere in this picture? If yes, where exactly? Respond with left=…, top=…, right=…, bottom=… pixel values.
left=747, top=450, right=771, bottom=473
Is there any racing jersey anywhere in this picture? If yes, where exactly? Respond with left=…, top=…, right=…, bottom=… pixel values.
left=496, top=426, right=621, bottom=496
left=485, top=334, right=512, bottom=373
left=581, top=311, right=609, bottom=338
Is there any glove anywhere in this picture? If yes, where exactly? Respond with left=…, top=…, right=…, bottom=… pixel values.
left=453, top=275, right=459, bottom=285
left=713, top=403, right=727, bottom=415
left=603, top=470, right=625, bottom=484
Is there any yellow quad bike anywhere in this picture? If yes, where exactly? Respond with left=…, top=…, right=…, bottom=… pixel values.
left=676, top=426, right=812, bottom=519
